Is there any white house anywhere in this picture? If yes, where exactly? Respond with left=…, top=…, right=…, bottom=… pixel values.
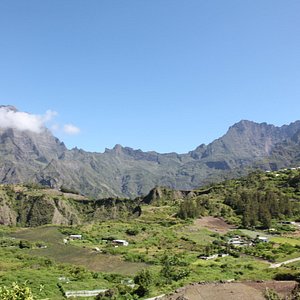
left=199, top=254, right=218, bottom=260
left=228, top=236, right=251, bottom=247
left=257, top=236, right=268, bottom=243
left=69, top=234, right=82, bottom=240
left=112, top=239, right=129, bottom=246
left=228, top=240, right=243, bottom=246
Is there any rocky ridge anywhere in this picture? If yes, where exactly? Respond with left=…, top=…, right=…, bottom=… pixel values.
left=1, top=106, right=300, bottom=198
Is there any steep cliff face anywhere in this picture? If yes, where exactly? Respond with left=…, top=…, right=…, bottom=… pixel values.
left=0, top=125, right=66, bottom=185
left=142, top=186, right=190, bottom=205
left=0, top=185, right=83, bottom=226
left=0, top=185, right=140, bottom=226
left=1, top=105, right=300, bottom=198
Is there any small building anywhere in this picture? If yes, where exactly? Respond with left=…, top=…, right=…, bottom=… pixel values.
left=228, top=236, right=241, bottom=245
left=218, top=253, right=229, bottom=258
left=229, top=240, right=243, bottom=247
left=281, top=221, right=292, bottom=225
left=257, top=236, right=268, bottom=243
left=112, top=239, right=129, bottom=246
left=228, top=236, right=251, bottom=247
left=69, top=234, right=82, bottom=240
left=198, top=254, right=218, bottom=260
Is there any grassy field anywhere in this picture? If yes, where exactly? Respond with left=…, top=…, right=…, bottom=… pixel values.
left=11, top=226, right=147, bottom=275
left=270, top=236, right=300, bottom=246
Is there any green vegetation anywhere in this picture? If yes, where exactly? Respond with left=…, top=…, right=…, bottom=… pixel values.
left=1, top=169, right=300, bottom=298
left=180, top=169, right=300, bottom=228
left=0, top=282, right=35, bottom=300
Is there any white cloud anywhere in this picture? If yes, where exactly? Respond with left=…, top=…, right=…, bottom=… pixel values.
left=0, top=106, right=81, bottom=136
left=0, top=106, right=57, bottom=133
left=63, top=124, right=81, bottom=135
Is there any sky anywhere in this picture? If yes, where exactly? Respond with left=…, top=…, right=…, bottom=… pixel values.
left=0, top=1, right=299, bottom=153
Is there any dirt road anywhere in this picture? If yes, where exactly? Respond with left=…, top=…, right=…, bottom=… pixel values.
left=269, top=256, right=300, bottom=268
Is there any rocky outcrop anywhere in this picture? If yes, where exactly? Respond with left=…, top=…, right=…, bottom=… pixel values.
left=0, top=184, right=140, bottom=226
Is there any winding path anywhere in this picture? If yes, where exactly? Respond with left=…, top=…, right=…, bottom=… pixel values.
left=269, top=256, right=300, bottom=268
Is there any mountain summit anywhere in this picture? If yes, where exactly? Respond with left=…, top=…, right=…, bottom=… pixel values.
left=1, top=107, right=300, bottom=197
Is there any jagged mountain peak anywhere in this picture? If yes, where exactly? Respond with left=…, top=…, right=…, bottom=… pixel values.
left=228, top=120, right=277, bottom=134
left=1, top=116, right=300, bottom=198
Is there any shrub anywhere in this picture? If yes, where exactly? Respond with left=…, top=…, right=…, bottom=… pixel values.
left=264, top=288, right=281, bottom=300
left=19, top=240, right=31, bottom=249
left=0, top=282, right=35, bottom=300
left=274, top=272, right=298, bottom=281
left=134, top=269, right=152, bottom=297
left=126, top=228, right=140, bottom=236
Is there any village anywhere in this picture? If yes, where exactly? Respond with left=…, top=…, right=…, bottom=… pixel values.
left=198, top=234, right=269, bottom=260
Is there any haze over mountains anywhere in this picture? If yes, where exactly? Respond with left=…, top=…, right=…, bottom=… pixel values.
left=0, top=105, right=300, bottom=198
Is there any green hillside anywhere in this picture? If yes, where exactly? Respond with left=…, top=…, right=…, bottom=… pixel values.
left=1, top=169, right=300, bottom=299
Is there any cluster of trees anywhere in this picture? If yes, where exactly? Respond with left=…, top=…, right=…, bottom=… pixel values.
left=288, top=173, right=300, bottom=189
left=177, top=199, right=205, bottom=219
left=225, top=189, right=295, bottom=228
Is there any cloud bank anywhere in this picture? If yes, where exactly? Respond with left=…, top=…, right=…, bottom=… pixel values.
left=0, top=106, right=80, bottom=135
left=0, top=106, right=56, bottom=133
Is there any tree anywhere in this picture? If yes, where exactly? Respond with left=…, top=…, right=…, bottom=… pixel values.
left=177, top=199, right=200, bottom=219
left=134, top=269, right=152, bottom=297
left=259, top=207, right=272, bottom=229
left=95, top=288, right=118, bottom=300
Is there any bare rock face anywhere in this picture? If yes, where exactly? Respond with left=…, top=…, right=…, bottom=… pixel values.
left=0, top=201, right=17, bottom=225
left=142, top=186, right=189, bottom=205
left=0, top=185, right=83, bottom=226
left=1, top=106, right=300, bottom=198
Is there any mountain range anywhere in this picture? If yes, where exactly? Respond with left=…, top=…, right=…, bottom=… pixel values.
left=1, top=105, right=300, bottom=198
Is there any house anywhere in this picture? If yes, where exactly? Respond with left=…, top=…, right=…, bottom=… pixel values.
left=228, top=236, right=242, bottom=245
left=257, top=236, right=268, bottom=243
left=279, top=221, right=297, bottom=227
left=198, top=254, right=218, bottom=260
left=218, top=253, right=229, bottom=258
left=281, top=221, right=292, bottom=225
left=112, top=239, right=129, bottom=246
left=227, top=236, right=251, bottom=247
left=228, top=240, right=244, bottom=247
left=69, top=234, right=82, bottom=240
left=198, top=253, right=228, bottom=260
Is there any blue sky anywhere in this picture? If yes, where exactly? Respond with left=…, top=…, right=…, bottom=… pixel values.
left=0, top=1, right=299, bottom=153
